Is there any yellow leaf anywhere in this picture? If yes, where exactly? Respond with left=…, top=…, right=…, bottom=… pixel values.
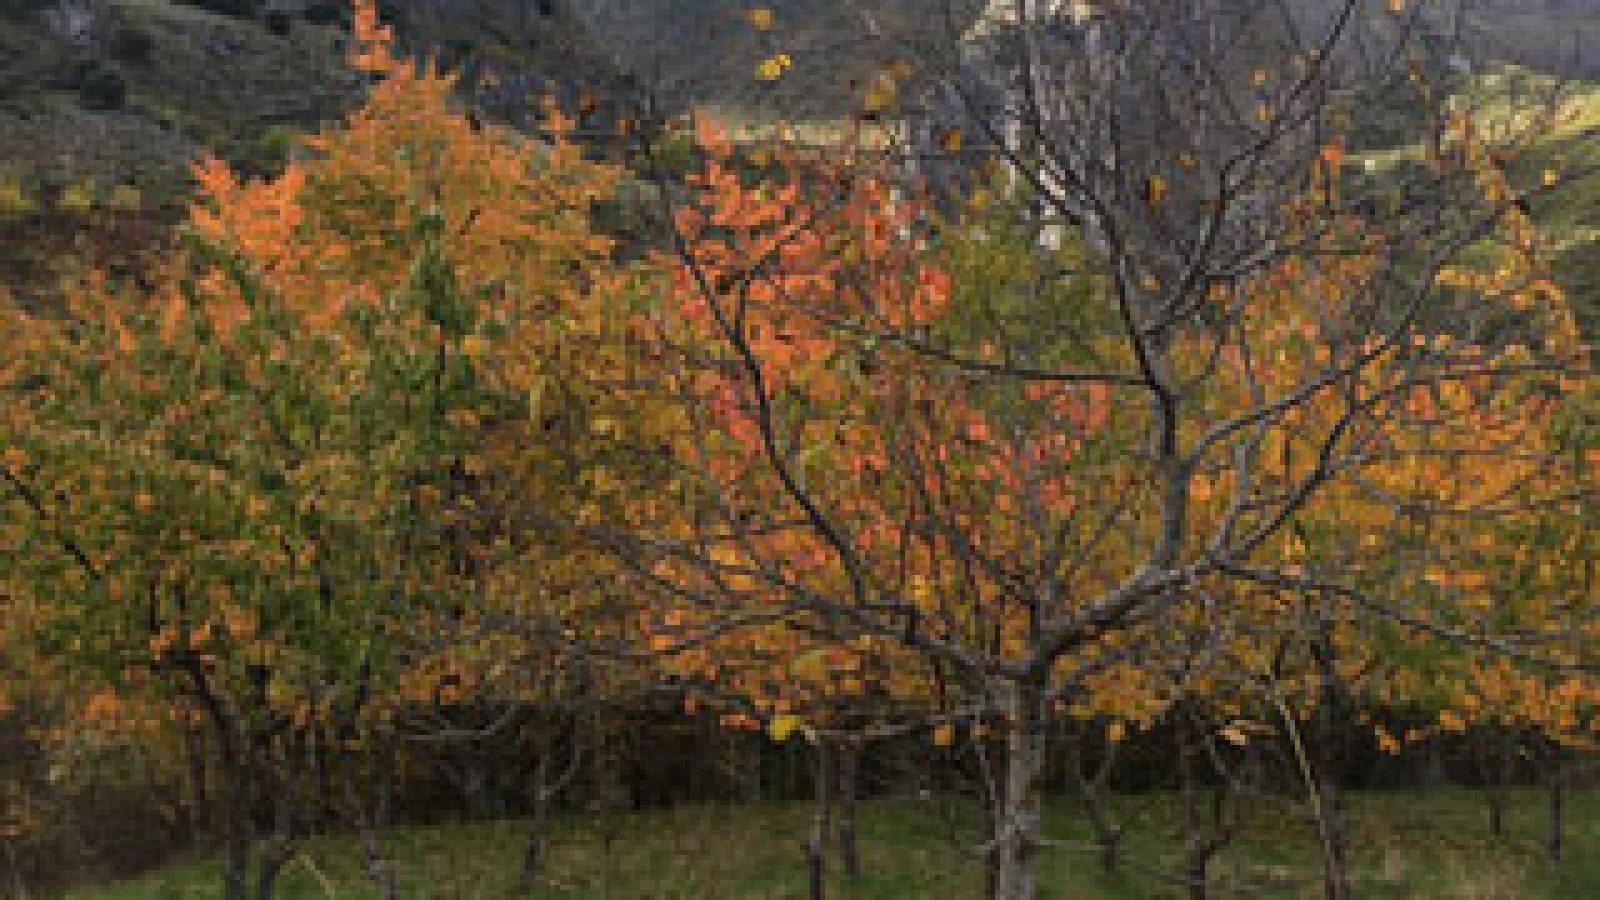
left=1219, top=725, right=1249, bottom=746
left=223, top=606, right=257, bottom=641
left=768, top=714, right=802, bottom=742
left=1, top=446, right=26, bottom=470
left=932, top=722, right=955, bottom=747
left=791, top=650, right=827, bottom=682
left=756, top=53, right=792, bottom=82
left=58, top=182, right=95, bottom=214
left=107, top=184, right=142, bottom=212
left=863, top=78, right=897, bottom=112
left=746, top=7, right=775, bottom=31
left=1144, top=175, right=1168, bottom=208
left=1375, top=728, right=1400, bottom=755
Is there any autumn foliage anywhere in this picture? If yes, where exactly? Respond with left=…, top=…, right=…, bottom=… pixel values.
left=0, top=2, right=635, bottom=891
left=1, top=2, right=1598, bottom=898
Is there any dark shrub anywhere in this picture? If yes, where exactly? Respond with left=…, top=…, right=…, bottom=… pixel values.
left=301, top=0, right=346, bottom=25
left=263, top=7, right=292, bottom=35
left=76, top=64, right=126, bottom=111
left=109, top=25, right=155, bottom=63
left=177, top=0, right=259, bottom=18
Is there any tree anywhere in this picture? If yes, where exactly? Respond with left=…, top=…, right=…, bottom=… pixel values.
left=0, top=3, right=627, bottom=895
left=615, top=3, right=1596, bottom=896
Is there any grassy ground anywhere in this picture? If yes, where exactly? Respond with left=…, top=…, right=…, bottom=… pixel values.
left=64, top=789, right=1600, bottom=899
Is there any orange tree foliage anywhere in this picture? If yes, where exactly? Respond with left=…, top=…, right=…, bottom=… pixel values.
left=1340, top=118, right=1600, bottom=751
left=0, top=0, right=637, bottom=885
left=1087, top=118, right=1599, bottom=751
left=1130, top=116, right=1600, bottom=770
left=616, top=106, right=1595, bottom=895
left=631, top=123, right=1127, bottom=743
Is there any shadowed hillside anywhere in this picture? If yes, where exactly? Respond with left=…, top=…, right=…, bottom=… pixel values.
left=0, top=0, right=1591, bottom=206
left=0, top=0, right=621, bottom=207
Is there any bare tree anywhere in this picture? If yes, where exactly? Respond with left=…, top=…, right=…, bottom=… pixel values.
left=578, top=2, right=1595, bottom=898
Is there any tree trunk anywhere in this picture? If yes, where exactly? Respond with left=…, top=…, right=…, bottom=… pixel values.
left=1546, top=751, right=1564, bottom=863
left=1487, top=784, right=1506, bottom=838
left=1310, top=635, right=1352, bottom=900
left=358, top=827, right=400, bottom=900
left=252, top=772, right=297, bottom=900
left=1484, top=732, right=1512, bottom=839
left=738, top=733, right=764, bottom=804
left=5, top=838, right=32, bottom=900
left=1063, top=719, right=1122, bottom=875
left=355, top=792, right=399, bottom=900
left=187, top=655, right=261, bottom=900
left=518, top=756, right=552, bottom=894
left=981, top=756, right=1000, bottom=900
left=1179, top=720, right=1205, bottom=900
left=1179, top=746, right=1230, bottom=900
left=992, top=683, right=1045, bottom=900
left=221, top=787, right=253, bottom=900
left=1315, top=769, right=1351, bottom=900
left=254, top=842, right=293, bottom=900
left=807, top=839, right=827, bottom=900
left=220, top=801, right=284, bottom=900
left=1097, top=823, right=1122, bottom=877
left=835, top=741, right=862, bottom=879
left=1200, top=788, right=1231, bottom=900
left=182, top=725, right=210, bottom=843
left=806, top=742, right=834, bottom=900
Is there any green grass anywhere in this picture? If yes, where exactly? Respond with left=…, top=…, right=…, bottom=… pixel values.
left=64, top=789, right=1600, bottom=899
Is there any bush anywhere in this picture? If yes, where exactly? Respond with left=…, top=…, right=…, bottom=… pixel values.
left=301, top=0, right=347, bottom=25
left=76, top=64, right=126, bottom=112
left=177, top=0, right=259, bottom=18
left=263, top=7, right=292, bottom=35
left=108, top=25, right=154, bottom=63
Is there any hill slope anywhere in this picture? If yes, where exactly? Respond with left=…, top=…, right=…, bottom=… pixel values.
left=0, top=0, right=621, bottom=207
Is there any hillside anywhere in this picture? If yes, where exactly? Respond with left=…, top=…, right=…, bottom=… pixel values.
left=0, top=0, right=1595, bottom=311
left=0, top=0, right=622, bottom=209
left=1, top=0, right=1593, bottom=206
left=0, top=1, right=352, bottom=205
